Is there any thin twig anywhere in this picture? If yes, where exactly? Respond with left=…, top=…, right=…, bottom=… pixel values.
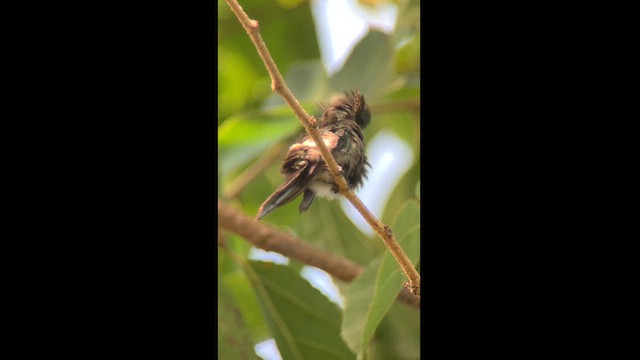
left=218, top=200, right=420, bottom=309
left=224, top=0, right=420, bottom=295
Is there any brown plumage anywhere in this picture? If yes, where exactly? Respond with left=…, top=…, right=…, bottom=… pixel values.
left=256, top=90, right=371, bottom=220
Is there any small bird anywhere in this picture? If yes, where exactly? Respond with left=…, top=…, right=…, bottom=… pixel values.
left=256, top=90, right=371, bottom=220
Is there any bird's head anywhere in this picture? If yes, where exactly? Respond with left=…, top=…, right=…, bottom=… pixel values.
left=321, top=90, right=371, bottom=129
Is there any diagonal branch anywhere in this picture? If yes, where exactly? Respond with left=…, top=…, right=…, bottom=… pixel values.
left=218, top=200, right=420, bottom=308
left=224, top=0, right=420, bottom=295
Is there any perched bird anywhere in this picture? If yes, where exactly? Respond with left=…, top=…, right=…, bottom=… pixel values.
left=256, top=90, right=371, bottom=220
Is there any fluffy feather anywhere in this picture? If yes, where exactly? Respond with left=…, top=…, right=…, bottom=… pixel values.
left=256, top=90, right=371, bottom=220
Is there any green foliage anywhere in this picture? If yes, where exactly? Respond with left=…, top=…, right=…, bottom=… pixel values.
left=218, top=0, right=320, bottom=121
left=263, top=60, right=332, bottom=109
left=330, top=31, right=397, bottom=101
left=368, top=302, right=421, bottom=360
left=218, top=280, right=262, bottom=360
left=218, top=109, right=301, bottom=175
left=246, top=261, right=356, bottom=360
left=218, top=0, right=420, bottom=358
left=220, top=248, right=272, bottom=342
left=341, top=201, right=420, bottom=358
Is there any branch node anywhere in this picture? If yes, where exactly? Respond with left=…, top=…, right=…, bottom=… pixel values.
left=405, top=282, right=419, bottom=295
left=384, top=225, right=394, bottom=237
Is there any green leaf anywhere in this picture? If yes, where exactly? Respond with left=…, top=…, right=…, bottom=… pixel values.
left=246, top=260, right=355, bottom=360
left=255, top=198, right=385, bottom=267
left=390, top=200, right=420, bottom=241
left=218, top=1, right=320, bottom=120
left=393, top=0, right=421, bottom=47
left=330, top=31, right=397, bottom=101
left=218, top=0, right=319, bottom=76
left=340, top=200, right=420, bottom=357
left=218, top=280, right=261, bottom=360
left=395, top=33, right=420, bottom=75
left=368, top=302, right=421, bottom=360
left=263, top=60, right=331, bottom=109
left=218, top=110, right=300, bottom=147
left=276, top=0, right=305, bottom=10
left=222, top=268, right=272, bottom=343
left=218, top=45, right=267, bottom=121
left=311, top=201, right=385, bottom=265
left=218, top=110, right=301, bottom=175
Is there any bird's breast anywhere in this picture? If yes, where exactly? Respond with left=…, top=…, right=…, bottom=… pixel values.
left=308, top=181, right=340, bottom=199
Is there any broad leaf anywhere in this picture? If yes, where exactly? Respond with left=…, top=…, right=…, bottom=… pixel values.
left=218, top=0, right=320, bottom=120
left=341, top=200, right=420, bottom=357
left=255, top=198, right=385, bottom=267
left=263, top=60, right=331, bottom=109
left=218, top=280, right=261, bottom=360
left=246, top=260, right=355, bottom=360
left=330, top=31, right=397, bottom=101
left=222, top=267, right=272, bottom=343
left=218, top=110, right=301, bottom=175
left=368, top=302, right=421, bottom=360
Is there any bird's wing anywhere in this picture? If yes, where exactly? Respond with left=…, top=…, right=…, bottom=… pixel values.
left=256, top=131, right=339, bottom=220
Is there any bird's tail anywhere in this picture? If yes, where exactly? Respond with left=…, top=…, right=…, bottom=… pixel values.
left=256, top=163, right=322, bottom=220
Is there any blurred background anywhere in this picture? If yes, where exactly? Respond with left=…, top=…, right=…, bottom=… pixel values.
left=218, top=0, right=420, bottom=358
